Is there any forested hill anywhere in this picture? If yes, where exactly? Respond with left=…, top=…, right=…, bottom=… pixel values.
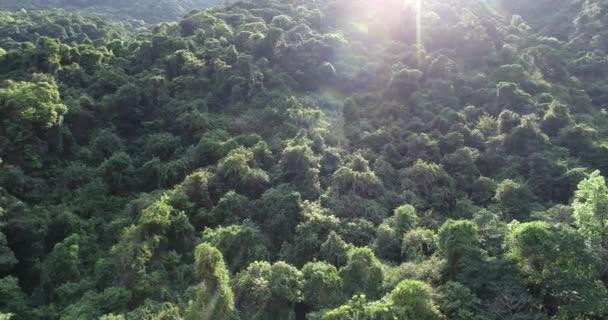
left=3, top=0, right=608, bottom=319
left=0, top=0, right=222, bottom=23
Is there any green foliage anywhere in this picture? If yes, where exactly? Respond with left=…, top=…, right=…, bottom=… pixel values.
left=0, top=77, right=66, bottom=129
left=255, top=185, right=302, bottom=246
left=339, top=247, right=384, bottom=300
left=233, top=260, right=302, bottom=320
left=202, top=222, right=269, bottom=272
left=214, top=147, right=270, bottom=198
left=98, top=286, right=132, bottom=315
left=202, top=191, right=252, bottom=227
left=319, top=280, right=443, bottom=320
left=322, top=155, right=385, bottom=220
left=573, top=170, right=608, bottom=250
left=506, top=221, right=608, bottom=318
left=0, top=232, right=17, bottom=275
left=388, top=279, right=443, bottom=320
left=139, top=195, right=174, bottom=234
left=541, top=102, right=572, bottom=136
left=403, top=160, right=455, bottom=213
left=176, top=170, right=213, bottom=210
left=402, top=228, right=437, bottom=261
left=99, top=152, right=135, bottom=194
left=318, top=294, right=384, bottom=320
left=0, top=276, right=30, bottom=319
left=494, top=179, right=535, bottom=221
left=302, top=261, right=344, bottom=309
left=386, top=68, right=423, bottom=100
left=438, top=220, right=481, bottom=276
left=389, top=205, right=419, bottom=235
left=0, top=0, right=220, bottom=23
left=319, top=231, right=350, bottom=268
left=41, top=234, right=80, bottom=295
left=439, top=281, right=480, bottom=320
left=373, top=223, right=401, bottom=261
left=0, top=76, right=67, bottom=166
left=186, top=243, right=236, bottom=320
left=278, top=143, right=321, bottom=199
left=1, top=0, right=608, bottom=319
left=287, top=201, right=340, bottom=266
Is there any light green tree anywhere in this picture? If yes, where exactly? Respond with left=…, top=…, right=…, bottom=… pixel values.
left=185, top=243, right=237, bottom=320
left=573, top=170, right=608, bottom=251
left=0, top=77, right=67, bottom=131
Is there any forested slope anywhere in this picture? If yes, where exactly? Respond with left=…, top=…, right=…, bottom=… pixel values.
left=0, top=0, right=221, bottom=23
left=2, top=0, right=608, bottom=319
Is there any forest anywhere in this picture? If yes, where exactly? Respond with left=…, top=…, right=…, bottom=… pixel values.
left=0, top=0, right=222, bottom=23
left=2, top=0, right=608, bottom=319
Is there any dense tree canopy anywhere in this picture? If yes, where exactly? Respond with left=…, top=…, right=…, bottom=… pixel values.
left=2, top=0, right=608, bottom=319
left=0, top=0, right=221, bottom=23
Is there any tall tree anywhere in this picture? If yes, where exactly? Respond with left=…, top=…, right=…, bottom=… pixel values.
left=186, top=243, right=237, bottom=320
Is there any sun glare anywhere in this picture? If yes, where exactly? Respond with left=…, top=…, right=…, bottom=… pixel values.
left=415, top=0, right=423, bottom=64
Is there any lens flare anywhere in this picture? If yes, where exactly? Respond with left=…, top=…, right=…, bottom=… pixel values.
left=481, top=0, right=504, bottom=14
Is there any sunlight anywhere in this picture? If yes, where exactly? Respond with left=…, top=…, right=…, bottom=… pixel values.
left=415, top=0, right=423, bottom=64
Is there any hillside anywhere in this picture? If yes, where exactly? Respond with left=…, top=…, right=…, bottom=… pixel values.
left=2, top=0, right=608, bottom=319
left=0, top=0, right=222, bottom=23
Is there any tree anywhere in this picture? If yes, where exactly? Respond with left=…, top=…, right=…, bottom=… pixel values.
left=176, top=170, right=213, bottom=210
left=302, top=261, right=344, bottom=309
left=319, top=231, right=351, bottom=268
left=402, top=228, right=437, bottom=261
left=0, top=232, right=17, bottom=276
left=0, top=276, right=30, bottom=319
left=288, top=201, right=340, bottom=266
left=203, top=191, right=252, bottom=228
left=255, top=185, right=302, bottom=247
left=164, top=50, right=204, bottom=79
left=389, top=205, right=419, bottom=235
left=503, top=117, right=548, bottom=156
left=138, top=195, right=174, bottom=235
left=496, top=82, right=532, bottom=114
left=403, top=160, right=456, bottom=213
left=185, top=243, right=236, bottom=320
left=438, top=220, right=481, bottom=276
left=99, top=152, right=135, bottom=195
left=34, top=36, right=61, bottom=73
left=541, top=102, right=572, bottom=136
left=388, top=279, right=444, bottom=320
left=386, top=68, right=423, bottom=100
left=373, top=223, right=401, bottom=261
left=497, top=110, right=521, bottom=135
left=339, top=247, right=384, bottom=300
left=98, top=286, right=131, bottom=315
left=0, top=77, right=67, bottom=130
left=41, top=234, right=81, bottom=297
left=0, top=76, right=67, bottom=166
left=494, top=179, right=534, bottom=221
left=268, top=261, right=303, bottom=318
left=277, top=144, right=321, bottom=200
left=234, top=261, right=302, bottom=320
left=573, top=170, right=608, bottom=255
left=439, top=281, right=480, bottom=320
left=233, top=261, right=272, bottom=320
left=320, top=279, right=443, bottom=320
left=506, top=221, right=608, bottom=318
left=214, top=147, right=270, bottom=198
left=322, top=155, right=385, bottom=220
left=202, top=223, right=270, bottom=273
